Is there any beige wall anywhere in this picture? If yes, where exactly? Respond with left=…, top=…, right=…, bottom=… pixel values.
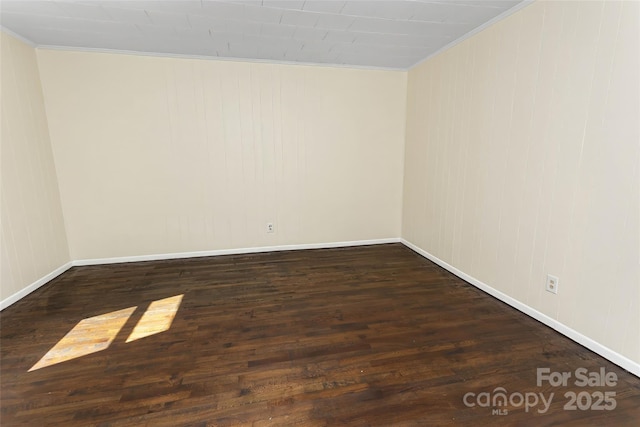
left=37, top=50, right=407, bottom=260
left=3, top=0, right=637, bottom=370
left=1, top=32, right=70, bottom=302
left=403, top=0, right=639, bottom=363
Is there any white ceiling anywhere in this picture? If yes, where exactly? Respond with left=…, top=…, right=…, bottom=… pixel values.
left=0, top=0, right=527, bottom=70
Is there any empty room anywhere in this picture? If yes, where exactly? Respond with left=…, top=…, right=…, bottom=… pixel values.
left=1, top=0, right=639, bottom=425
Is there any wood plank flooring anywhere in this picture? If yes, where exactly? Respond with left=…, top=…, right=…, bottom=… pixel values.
left=1, top=243, right=639, bottom=426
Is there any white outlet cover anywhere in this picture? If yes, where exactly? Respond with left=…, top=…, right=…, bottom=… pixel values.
left=546, top=274, right=559, bottom=294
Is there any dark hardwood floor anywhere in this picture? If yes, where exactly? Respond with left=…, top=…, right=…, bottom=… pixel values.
left=1, top=243, right=639, bottom=426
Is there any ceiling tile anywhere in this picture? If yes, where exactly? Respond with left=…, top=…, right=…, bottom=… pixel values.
left=229, top=20, right=263, bottom=37
left=102, top=6, right=152, bottom=26
left=241, top=4, right=284, bottom=24
left=174, top=26, right=212, bottom=40
left=323, top=30, right=356, bottom=44
left=134, top=23, right=176, bottom=38
left=435, top=1, right=521, bottom=9
left=123, top=1, right=202, bottom=13
left=143, top=9, right=191, bottom=28
left=219, top=0, right=262, bottom=6
left=293, top=26, right=328, bottom=41
left=299, top=39, right=333, bottom=54
left=301, top=1, right=346, bottom=14
left=243, top=34, right=303, bottom=50
left=279, top=9, right=320, bottom=27
left=256, top=44, right=287, bottom=58
left=341, top=1, right=416, bottom=20
left=185, top=14, right=228, bottom=32
left=209, top=31, right=244, bottom=44
left=200, top=1, right=247, bottom=21
left=410, top=2, right=508, bottom=24
left=260, top=22, right=296, bottom=38
left=354, top=32, right=437, bottom=48
left=349, top=17, right=473, bottom=38
left=1, top=1, right=64, bottom=16
left=314, top=13, right=355, bottom=31
left=0, top=0, right=527, bottom=69
left=337, top=43, right=429, bottom=58
left=55, top=2, right=113, bottom=21
left=227, top=42, right=260, bottom=58
left=262, top=1, right=306, bottom=11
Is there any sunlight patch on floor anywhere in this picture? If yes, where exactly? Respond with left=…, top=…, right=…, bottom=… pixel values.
left=28, top=306, right=136, bottom=372
left=126, top=294, right=184, bottom=343
left=29, top=294, right=185, bottom=372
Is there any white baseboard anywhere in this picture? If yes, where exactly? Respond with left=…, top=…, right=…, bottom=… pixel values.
left=400, top=238, right=640, bottom=378
left=1, top=238, right=400, bottom=310
left=72, top=238, right=401, bottom=266
left=0, top=261, right=73, bottom=311
left=3, top=237, right=638, bottom=379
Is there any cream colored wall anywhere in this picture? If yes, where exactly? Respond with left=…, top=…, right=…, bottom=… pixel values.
left=1, top=32, right=70, bottom=302
left=5, top=0, right=637, bottom=371
left=403, top=0, right=639, bottom=363
left=37, top=50, right=407, bottom=260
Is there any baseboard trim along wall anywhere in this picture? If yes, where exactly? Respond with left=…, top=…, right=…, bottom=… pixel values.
left=72, top=238, right=401, bottom=266
left=0, top=261, right=73, bottom=311
left=0, top=238, right=400, bottom=310
left=3, top=237, right=638, bottom=378
left=400, top=239, right=640, bottom=378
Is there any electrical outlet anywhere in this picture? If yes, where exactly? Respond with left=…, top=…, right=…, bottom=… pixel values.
left=546, top=274, right=559, bottom=294
left=266, top=223, right=274, bottom=233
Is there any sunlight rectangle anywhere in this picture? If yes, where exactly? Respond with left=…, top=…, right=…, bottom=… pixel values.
left=125, top=295, right=183, bottom=343
left=29, top=306, right=136, bottom=372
